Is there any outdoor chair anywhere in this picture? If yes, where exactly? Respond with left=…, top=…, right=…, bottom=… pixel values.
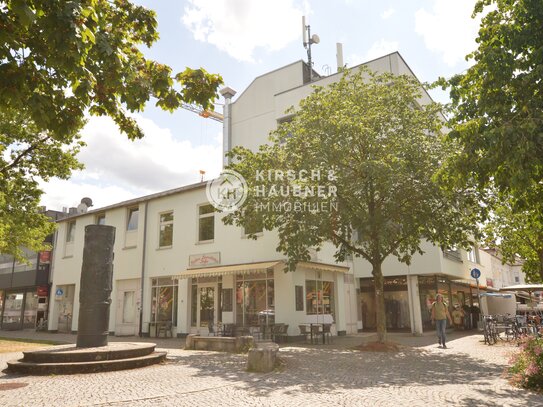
left=222, top=323, right=234, bottom=337
left=157, top=321, right=173, bottom=338
left=299, top=325, right=311, bottom=343
left=273, top=324, right=289, bottom=343
left=323, top=323, right=332, bottom=344
left=207, top=321, right=217, bottom=336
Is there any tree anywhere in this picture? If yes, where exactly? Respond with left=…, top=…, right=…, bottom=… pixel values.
left=224, top=70, right=479, bottom=343
left=484, top=192, right=543, bottom=283
left=438, top=0, right=543, bottom=202
left=0, top=0, right=222, bottom=259
left=0, top=109, right=83, bottom=259
left=438, top=0, right=543, bottom=280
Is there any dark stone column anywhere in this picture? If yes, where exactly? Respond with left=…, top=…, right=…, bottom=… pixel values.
left=76, top=225, right=116, bottom=348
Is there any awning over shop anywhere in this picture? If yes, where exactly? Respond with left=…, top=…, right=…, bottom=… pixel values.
left=179, top=261, right=281, bottom=279
left=178, top=260, right=350, bottom=279
left=298, top=261, right=349, bottom=274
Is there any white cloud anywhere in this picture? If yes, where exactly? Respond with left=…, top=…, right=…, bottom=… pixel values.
left=415, top=0, right=482, bottom=67
left=381, top=7, right=395, bottom=19
left=40, top=115, right=222, bottom=211
left=182, top=0, right=309, bottom=62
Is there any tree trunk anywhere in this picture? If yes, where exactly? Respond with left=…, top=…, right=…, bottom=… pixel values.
left=372, top=262, right=387, bottom=343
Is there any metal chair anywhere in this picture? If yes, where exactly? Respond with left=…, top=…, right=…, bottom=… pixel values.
left=299, top=324, right=311, bottom=343
left=322, top=323, right=332, bottom=344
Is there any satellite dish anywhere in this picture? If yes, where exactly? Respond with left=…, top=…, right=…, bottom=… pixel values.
left=311, top=34, right=320, bottom=44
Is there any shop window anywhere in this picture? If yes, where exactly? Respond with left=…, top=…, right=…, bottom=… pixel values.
left=295, top=285, right=304, bottom=311
left=159, top=211, right=174, bottom=247
left=151, top=278, right=178, bottom=326
left=359, top=276, right=411, bottom=331
left=191, top=284, right=197, bottom=327
left=198, top=204, right=214, bottom=242
left=236, top=272, right=275, bottom=326
left=127, top=208, right=139, bottom=231
left=222, top=288, right=233, bottom=312
left=306, top=280, right=335, bottom=316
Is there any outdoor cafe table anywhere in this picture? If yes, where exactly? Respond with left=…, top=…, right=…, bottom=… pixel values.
left=301, top=323, right=325, bottom=344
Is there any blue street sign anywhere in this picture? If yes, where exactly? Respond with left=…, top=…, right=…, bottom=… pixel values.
left=55, top=288, right=64, bottom=296
left=471, top=268, right=481, bottom=279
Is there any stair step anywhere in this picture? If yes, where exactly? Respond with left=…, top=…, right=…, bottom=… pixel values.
left=22, top=342, right=156, bottom=363
left=7, top=351, right=167, bottom=375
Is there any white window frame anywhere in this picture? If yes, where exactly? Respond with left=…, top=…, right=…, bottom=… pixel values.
left=158, top=211, right=174, bottom=248
left=126, top=207, right=139, bottom=231
left=66, top=221, right=76, bottom=243
left=197, top=204, right=214, bottom=243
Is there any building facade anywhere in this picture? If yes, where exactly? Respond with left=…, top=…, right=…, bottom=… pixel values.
left=47, top=53, right=526, bottom=338
left=0, top=209, right=66, bottom=330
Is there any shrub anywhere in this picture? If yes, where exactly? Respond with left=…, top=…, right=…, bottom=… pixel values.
left=508, top=337, right=543, bottom=391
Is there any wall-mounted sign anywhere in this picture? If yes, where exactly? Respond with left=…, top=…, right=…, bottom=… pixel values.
left=55, top=287, right=64, bottom=300
left=189, top=252, right=220, bottom=268
left=39, top=251, right=52, bottom=264
left=37, top=286, right=49, bottom=297
left=486, top=278, right=494, bottom=288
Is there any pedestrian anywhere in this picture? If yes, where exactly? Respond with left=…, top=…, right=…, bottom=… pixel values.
left=431, top=293, right=453, bottom=348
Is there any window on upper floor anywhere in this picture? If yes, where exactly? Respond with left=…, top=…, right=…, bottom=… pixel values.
left=243, top=216, right=263, bottom=236
left=443, top=247, right=462, bottom=262
left=127, top=208, right=139, bottom=231
left=198, top=204, right=214, bottom=242
left=467, top=246, right=480, bottom=264
left=66, top=221, right=76, bottom=243
left=96, top=214, right=106, bottom=225
left=159, top=211, right=174, bottom=248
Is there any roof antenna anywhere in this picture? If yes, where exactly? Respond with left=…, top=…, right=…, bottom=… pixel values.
left=302, top=16, right=320, bottom=82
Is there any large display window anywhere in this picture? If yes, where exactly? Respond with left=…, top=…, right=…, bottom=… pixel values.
left=360, top=277, right=411, bottom=331
left=236, top=271, right=274, bottom=326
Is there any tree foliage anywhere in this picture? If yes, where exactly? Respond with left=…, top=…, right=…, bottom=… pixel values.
left=0, top=0, right=222, bottom=259
left=438, top=0, right=543, bottom=277
left=224, top=70, right=479, bottom=342
left=438, top=0, right=543, bottom=201
left=485, top=193, right=543, bottom=283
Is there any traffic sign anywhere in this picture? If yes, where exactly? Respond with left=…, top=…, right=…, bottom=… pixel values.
left=471, top=268, right=481, bottom=279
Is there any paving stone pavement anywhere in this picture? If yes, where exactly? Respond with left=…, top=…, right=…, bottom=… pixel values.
left=0, top=330, right=541, bottom=406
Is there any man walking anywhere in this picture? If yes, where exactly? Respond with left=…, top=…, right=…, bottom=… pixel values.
left=431, top=294, right=453, bottom=348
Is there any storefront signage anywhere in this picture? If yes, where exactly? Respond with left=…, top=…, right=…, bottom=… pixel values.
left=39, top=251, right=52, bottom=264
left=189, top=252, right=220, bottom=268
left=486, top=278, right=494, bottom=287
left=37, top=286, right=49, bottom=296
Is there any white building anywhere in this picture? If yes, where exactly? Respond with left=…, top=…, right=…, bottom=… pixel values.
left=48, top=53, right=504, bottom=338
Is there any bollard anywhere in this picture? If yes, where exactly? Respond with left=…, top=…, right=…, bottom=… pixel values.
left=76, top=225, right=116, bottom=348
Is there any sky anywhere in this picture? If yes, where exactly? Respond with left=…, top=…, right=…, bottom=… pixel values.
left=40, top=0, right=485, bottom=212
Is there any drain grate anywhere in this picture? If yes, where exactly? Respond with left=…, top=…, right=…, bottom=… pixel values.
left=0, top=382, right=28, bottom=391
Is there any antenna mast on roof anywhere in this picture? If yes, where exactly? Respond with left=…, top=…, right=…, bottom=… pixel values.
left=302, top=16, right=320, bottom=82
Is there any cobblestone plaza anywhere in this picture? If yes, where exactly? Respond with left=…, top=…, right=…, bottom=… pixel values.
left=0, top=331, right=542, bottom=406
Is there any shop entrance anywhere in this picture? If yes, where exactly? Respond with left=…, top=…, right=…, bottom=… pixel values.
left=1, top=290, right=39, bottom=330
left=197, top=283, right=217, bottom=332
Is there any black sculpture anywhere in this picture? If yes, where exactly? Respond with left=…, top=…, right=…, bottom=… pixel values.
left=76, top=224, right=116, bottom=348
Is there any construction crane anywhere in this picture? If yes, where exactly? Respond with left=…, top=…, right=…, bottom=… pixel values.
left=181, top=103, right=223, bottom=122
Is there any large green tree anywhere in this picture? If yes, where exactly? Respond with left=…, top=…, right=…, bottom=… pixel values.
left=439, top=0, right=543, bottom=201
left=438, top=0, right=543, bottom=278
left=0, top=0, right=222, bottom=259
left=224, top=70, right=479, bottom=343
left=484, top=192, right=543, bottom=282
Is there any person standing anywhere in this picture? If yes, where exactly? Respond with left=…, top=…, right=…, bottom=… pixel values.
left=431, top=294, right=453, bottom=348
